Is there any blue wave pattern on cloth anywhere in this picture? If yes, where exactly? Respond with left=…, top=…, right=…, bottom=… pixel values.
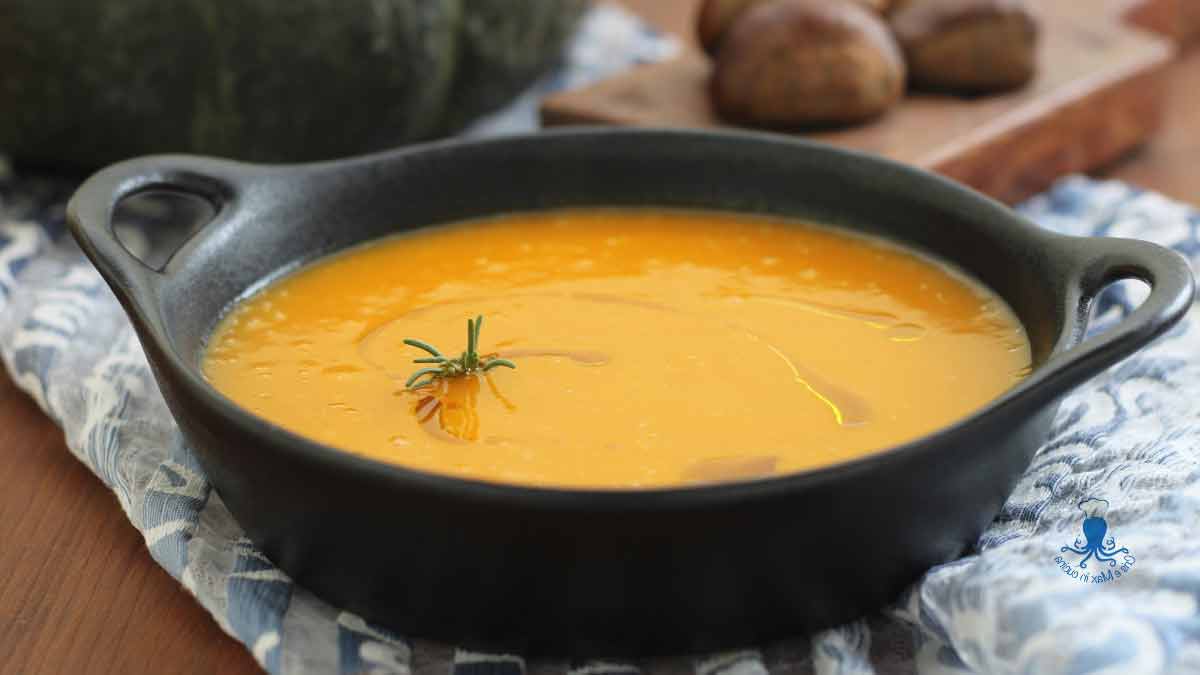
left=3, top=14, right=1200, bottom=675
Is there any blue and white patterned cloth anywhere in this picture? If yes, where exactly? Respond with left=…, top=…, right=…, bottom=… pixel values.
left=3, top=5, right=1200, bottom=675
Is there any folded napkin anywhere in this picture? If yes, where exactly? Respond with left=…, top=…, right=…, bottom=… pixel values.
left=3, top=6, right=1199, bottom=674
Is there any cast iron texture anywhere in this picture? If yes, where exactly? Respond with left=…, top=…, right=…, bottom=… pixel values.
left=67, top=129, right=1194, bottom=656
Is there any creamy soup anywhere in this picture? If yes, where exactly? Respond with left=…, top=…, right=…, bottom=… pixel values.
left=204, top=210, right=1031, bottom=488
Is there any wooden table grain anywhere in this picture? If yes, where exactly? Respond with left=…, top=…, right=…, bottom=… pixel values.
left=0, top=369, right=261, bottom=674
left=0, top=2, right=1196, bottom=673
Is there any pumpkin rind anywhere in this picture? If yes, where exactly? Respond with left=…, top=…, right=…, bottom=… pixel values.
left=445, top=0, right=587, bottom=131
left=0, top=0, right=581, bottom=167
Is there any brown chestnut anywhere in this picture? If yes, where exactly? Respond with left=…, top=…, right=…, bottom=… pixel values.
left=890, top=0, right=1038, bottom=93
left=858, top=0, right=896, bottom=13
left=711, top=0, right=906, bottom=127
left=698, top=0, right=895, bottom=55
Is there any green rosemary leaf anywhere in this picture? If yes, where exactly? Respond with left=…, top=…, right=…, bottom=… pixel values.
left=409, top=376, right=436, bottom=389
left=405, top=367, right=443, bottom=388
left=403, top=315, right=515, bottom=389
left=402, top=338, right=443, bottom=358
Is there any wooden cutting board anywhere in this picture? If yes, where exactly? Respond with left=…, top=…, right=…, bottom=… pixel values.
left=542, top=1, right=1175, bottom=204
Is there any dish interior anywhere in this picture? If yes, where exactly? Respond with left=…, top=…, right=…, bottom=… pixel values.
left=203, top=209, right=1031, bottom=487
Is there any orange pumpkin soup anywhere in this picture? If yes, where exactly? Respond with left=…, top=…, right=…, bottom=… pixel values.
left=204, top=210, right=1031, bottom=487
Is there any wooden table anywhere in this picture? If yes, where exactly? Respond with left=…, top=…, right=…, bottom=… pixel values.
left=1, top=3, right=1197, bottom=673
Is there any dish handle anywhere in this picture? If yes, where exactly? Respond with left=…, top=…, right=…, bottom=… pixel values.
left=1048, top=235, right=1194, bottom=392
left=67, top=155, right=257, bottom=301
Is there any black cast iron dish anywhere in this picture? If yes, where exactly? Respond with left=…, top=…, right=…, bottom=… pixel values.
left=68, top=129, right=1194, bottom=656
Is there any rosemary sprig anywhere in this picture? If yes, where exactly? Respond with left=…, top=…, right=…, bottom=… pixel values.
left=403, top=315, right=516, bottom=389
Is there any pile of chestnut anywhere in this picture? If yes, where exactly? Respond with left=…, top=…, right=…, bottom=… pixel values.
left=701, top=0, right=1038, bottom=127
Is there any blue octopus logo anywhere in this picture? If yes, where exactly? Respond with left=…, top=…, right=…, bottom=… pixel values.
left=1060, top=498, right=1130, bottom=568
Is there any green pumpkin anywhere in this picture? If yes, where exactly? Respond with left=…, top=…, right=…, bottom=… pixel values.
left=448, top=0, right=587, bottom=131
left=0, top=0, right=583, bottom=168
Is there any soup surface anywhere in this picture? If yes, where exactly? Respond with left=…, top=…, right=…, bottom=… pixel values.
left=205, top=210, right=1031, bottom=488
